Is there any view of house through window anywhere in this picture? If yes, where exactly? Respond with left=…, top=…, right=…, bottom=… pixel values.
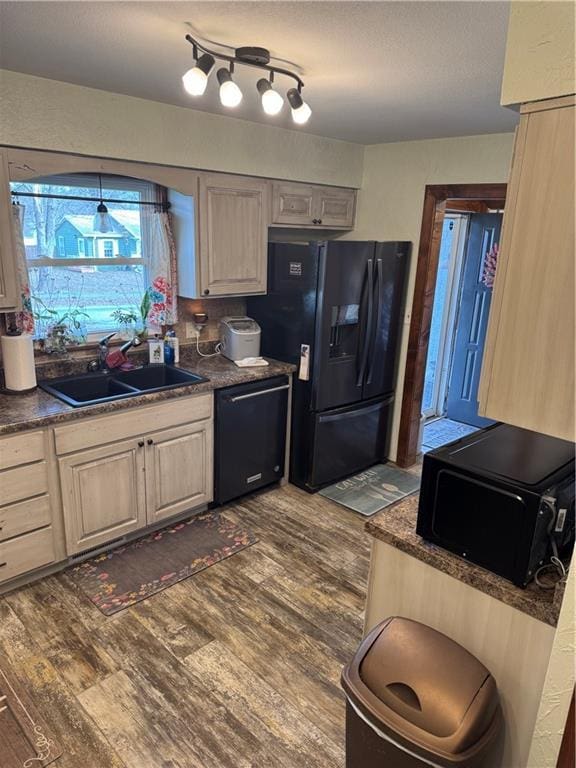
left=10, top=173, right=157, bottom=340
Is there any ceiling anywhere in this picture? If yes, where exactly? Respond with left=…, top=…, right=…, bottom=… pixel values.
left=0, top=1, right=519, bottom=145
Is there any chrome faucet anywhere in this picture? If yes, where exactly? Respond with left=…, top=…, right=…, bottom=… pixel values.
left=98, top=333, right=116, bottom=369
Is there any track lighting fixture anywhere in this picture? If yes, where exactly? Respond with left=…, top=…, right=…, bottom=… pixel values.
left=217, top=67, right=243, bottom=108
left=182, top=53, right=215, bottom=96
left=257, top=78, right=284, bottom=115
left=287, top=88, right=312, bottom=125
left=183, top=34, right=311, bottom=125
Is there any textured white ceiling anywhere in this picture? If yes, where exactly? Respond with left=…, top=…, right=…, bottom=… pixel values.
left=0, top=1, right=519, bottom=144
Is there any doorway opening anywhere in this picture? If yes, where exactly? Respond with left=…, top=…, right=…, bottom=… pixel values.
left=420, top=209, right=502, bottom=452
left=397, top=184, right=507, bottom=467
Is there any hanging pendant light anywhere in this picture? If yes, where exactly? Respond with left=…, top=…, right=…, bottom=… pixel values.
left=93, top=174, right=113, bottom=233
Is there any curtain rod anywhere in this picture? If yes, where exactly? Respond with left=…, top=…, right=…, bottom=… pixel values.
left=11, top=190, right=171, bottom=210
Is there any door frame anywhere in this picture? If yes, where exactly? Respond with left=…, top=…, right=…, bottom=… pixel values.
left=396, top=183, right=507, bottom=468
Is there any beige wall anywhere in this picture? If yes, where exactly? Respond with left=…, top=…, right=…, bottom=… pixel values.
left=352, top=133, right=515, bottom=460
left=0, top=70, right=364, bottom=187
left=501, top=0, right=576, bottom=106
left=527, top=565, right=575, bottom=767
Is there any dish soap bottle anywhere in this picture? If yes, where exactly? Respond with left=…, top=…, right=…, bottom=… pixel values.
left=164, top=331, right=175, bottom=365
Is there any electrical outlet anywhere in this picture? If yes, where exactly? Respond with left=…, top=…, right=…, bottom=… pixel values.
left=185, top=322, right=198, bottom=338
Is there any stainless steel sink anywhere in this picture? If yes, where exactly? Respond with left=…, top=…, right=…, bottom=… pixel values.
left=38, top=365, right=208, bottom=407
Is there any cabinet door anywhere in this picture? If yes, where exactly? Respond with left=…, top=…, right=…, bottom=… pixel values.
left=0, top=150, right=20, bottom=310
left=146, top=420, right=213, bottom=524
left=313, top=186, right=356, bottom=229
left=199, top=173, right=268, bottom=296
left=59, top=439, right=146, bottom=555
left=478, top=97, right=575, bottom=441
left=271, top=182, right=315, bottom=226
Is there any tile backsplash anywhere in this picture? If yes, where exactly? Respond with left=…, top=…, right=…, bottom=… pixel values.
left=0, top=296, right=247, bottom=369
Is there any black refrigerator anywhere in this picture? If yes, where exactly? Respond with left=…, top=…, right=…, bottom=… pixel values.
left=247, top=240, right=410, bottom=492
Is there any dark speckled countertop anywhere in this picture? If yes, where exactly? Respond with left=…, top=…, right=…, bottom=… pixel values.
left=366, top=493, right=567, bottom=627
left=0, top=350, right=295, bottom=436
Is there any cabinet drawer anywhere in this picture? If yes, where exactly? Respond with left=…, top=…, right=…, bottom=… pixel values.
left=54, top=394, right=213, bottom=455
left=0, top=527, right=55, bottom=583
left=0, top=431, right=45, bottom=471
left=0, top=495, right=51, bottom=542
left=1, top=462, right=48, bottom=506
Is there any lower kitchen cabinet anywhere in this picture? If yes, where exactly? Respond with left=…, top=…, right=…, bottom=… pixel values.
left=57, top=399, right=214, bottom=556
left=59, top=438, right=147, bottom=555
left=146, top=421, right=213, bottom=524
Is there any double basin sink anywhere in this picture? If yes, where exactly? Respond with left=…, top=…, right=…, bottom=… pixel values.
left=39, top=365, right=208, bottom=407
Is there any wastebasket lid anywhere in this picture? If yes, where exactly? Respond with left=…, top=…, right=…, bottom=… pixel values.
left=342, top=617, right=500, bottom=756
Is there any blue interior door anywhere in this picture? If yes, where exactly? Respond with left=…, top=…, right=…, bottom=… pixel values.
left=445, top=213, right=502, bottom=427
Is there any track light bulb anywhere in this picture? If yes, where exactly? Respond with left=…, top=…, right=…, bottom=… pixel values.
left=287, top=87, right=312, bottom=125
left=217, top=68, right=243, bottom=107
left=182, top=53, right=215, bottom=96
left=257, top=78, right=284, bottom=116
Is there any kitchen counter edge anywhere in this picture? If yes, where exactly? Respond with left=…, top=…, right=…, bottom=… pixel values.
left=365, top=493, right=566, bottom=627
left=0, top=357, right=296, bottom=436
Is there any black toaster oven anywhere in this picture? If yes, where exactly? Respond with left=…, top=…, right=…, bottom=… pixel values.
left=416, top=423, right=575, bottom=587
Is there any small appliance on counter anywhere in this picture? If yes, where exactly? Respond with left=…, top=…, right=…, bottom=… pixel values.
left=219, top=317, right=261, bottom=362
left=417, top=423, right=575, bottom=587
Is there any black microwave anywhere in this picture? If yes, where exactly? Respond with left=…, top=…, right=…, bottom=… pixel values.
left=417, top=423, right=575, bottom=587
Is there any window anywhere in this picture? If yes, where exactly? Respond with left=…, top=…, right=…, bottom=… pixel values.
left=102, top=240, right=115, bottom=258
left=10, top=173, right=157, bottom=340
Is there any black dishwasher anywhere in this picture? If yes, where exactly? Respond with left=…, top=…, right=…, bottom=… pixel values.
left=214, top=375, right=290, bottom=504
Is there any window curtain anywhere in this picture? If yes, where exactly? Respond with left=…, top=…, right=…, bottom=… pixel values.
left=145, top=212, right=178, bottom=329
left=10, top=204, right=35, bottom=335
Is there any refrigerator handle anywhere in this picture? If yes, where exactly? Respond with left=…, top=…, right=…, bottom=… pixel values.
left=366, top=257, right=384, bottom=384
left=356, top=258, right=374, bottom=386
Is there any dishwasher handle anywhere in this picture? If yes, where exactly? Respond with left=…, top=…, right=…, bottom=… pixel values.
left=228, top=383, right=290, bottom=403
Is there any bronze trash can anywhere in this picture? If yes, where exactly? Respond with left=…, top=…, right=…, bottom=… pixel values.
left=341, top=617, right=503, bottom=768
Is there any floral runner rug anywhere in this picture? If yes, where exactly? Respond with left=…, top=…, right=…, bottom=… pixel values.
left=67, top=511, right=258, bottom=616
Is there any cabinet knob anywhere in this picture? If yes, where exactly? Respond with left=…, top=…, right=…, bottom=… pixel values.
left=312, top=218, right=318, bottom=224
left=318, top=219, right=322, bottom=225
left=138, top=441, right=144, bottom=448
left=203, top=289, right=210, bottom=296
left=147, top=438, right=154, bottom=445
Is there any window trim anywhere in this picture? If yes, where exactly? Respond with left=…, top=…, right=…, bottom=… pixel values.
left=77, top=237, right=85, bottom=256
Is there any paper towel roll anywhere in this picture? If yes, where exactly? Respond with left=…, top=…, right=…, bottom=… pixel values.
left=1, top=334, right=37, bottom=392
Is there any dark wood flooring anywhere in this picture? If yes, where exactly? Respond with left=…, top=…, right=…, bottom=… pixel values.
left=0, top=484, right=371, bottom=767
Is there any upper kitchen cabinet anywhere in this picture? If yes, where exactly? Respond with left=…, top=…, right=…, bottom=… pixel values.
left=478, top=96, right=575, bottom=441
left=271, top=181, right=356, bottom=229
left=198, top=173, right=269, bottom=296
left=0, top=150, right=21, bottom=311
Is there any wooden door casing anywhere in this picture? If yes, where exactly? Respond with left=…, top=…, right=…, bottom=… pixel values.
left=145, top=421, right=213, bottom=524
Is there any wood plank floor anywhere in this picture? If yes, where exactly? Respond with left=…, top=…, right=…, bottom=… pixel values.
left=0, top=484, right=371, bottom=768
